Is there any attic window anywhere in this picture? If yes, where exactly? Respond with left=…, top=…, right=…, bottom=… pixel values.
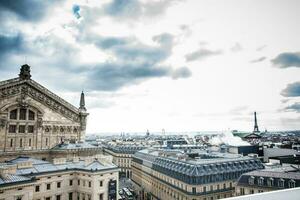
left=278, top=179, right=285, bottom=188
left=267, top=178, right=274, bottom=187
left=60, top=128, right=64, bottom=132
left=248, top=176, right=255, bottom=185
left=288, top=180, right=295, bottom=188
left=258, top=177, right=264, bottom=186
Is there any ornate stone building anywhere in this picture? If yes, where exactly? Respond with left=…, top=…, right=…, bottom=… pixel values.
left=0, top=65, right=89, bottom=161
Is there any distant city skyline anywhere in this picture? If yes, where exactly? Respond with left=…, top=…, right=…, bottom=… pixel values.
left=0, top=0, right=300, bottom=133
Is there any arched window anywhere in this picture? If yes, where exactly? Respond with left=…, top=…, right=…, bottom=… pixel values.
left=10, top=109, right=17, bottom=119
left=19, top=108, right=26, bottom=120
left=28, top=110, right=35, bottom=120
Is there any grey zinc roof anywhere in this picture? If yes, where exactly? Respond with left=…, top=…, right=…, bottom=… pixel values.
left=0, top=174, right=32, bottom=186
left=5, top=156, right=117, bottom=177
left=133, top=148, right=264, bottom=184
left=105, top=145, right=146, bottom=154
left=51, top=142, right=99, bottom=150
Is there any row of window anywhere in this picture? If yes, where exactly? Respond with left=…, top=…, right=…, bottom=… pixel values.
left=10, top=109, right=35, bottom=120
left=248, top=176, right=296, bottom=188
left=8, top=124, right=35, bottom=133
left=8, top=137, right=49, bottom=148
left=9, top=138, right=33, bottom=148
left=35, top=179, right=106, bottom=193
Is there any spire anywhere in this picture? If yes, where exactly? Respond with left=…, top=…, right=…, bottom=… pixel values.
left=253, top=111, right=260, bottom=133
left=19, top=64, right=31, bottom=80
left=79, top=91, right=86, bottom=111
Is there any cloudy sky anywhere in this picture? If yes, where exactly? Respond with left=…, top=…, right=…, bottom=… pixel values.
left=0, top=0, right=300, bottom=133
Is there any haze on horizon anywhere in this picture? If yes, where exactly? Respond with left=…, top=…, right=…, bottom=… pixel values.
left=0, top=0, right=300, bottom=133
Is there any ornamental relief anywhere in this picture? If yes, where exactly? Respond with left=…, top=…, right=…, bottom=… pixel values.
left=42, top=125, right=80, bottom=134
left=1, top=83, right=80, bottom=122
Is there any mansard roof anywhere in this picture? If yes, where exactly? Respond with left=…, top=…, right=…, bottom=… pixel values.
left=237, top=166, right=300, bottom=188
left=133, top=148, right=264, bottom=184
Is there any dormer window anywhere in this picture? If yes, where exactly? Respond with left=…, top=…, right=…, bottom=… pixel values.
left=248, top=176, right=255, bottom=185
left=267, top=178, right=274, bottom=187
left=288, top=180, right=295, bottom=188
left=258, top=177, right=264, bottom=186
left=278, top=179, right=284, bottom=188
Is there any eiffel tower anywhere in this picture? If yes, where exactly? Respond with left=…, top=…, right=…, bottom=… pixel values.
left=253, top=111, right=260, bottom=133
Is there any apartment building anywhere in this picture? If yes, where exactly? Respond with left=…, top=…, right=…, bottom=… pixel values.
left=132, top=148, right=264, bottom=200
left=0, top=155, right=119, bottom=200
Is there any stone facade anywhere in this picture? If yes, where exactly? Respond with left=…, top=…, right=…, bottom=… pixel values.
left=0, top=156, right=119, bottom=200
left=0, top=65, right=89, bottom=161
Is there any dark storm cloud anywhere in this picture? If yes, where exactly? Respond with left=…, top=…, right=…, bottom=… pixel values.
left=0, top=33, right=24, bottom=58
left=284, top=103, right=300, bottom=113
left=185, top=48, right=222, bottom=62
left=250, top=56, right=266, bottom=63
left=87, top=63, right=171, bottom=91
left=77, top=32, right=191, bottom=91
left=0, top=0, right=62, bottom=22
left=85, top=33, right=176, bottom=68
left=0, top=30, right=191, bottom=92
left=272, top=52, right=300, bottom=68
left=281, top=82, right=300, bottom=97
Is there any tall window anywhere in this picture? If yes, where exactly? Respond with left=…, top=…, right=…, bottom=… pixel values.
left=69, top=192, right=73, bottom=200
left=240, top=188, right=245, bottom=195
left=20, top=138, right=22, bottom=147
left=258, top=177, right=264, bottom=186
left=28, top=125, right=34, bottom=133
left=29, top=138, right=32, bottom=147
left=28, top=110, right=35, bottom=120
left=9, top=125, right=17, bottom=133
left=99, top=194, right=103, bottom=200
left=10, top=109, right=17, bottom=119
left=10, top=139, right=13, bottom=147
left=19, top=125, right=26, bottom=133
left=192, top=187, right=196, bottom=194
left=46, top=138, right=48, bottom=146
left=19, top=109, right=26, bottom=120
